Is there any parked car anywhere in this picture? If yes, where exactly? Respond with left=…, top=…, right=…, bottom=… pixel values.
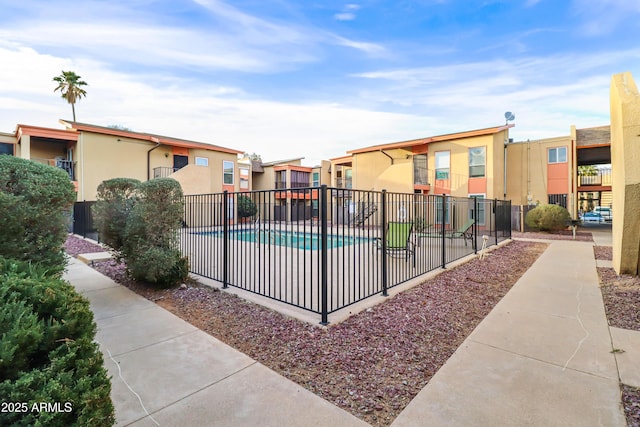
left=593, top=206, right=612, bottom=221
left=580, top=212, right=604, bottom=223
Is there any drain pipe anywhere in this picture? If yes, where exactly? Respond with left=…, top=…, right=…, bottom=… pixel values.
left=146, top=137, right=161, bottom=180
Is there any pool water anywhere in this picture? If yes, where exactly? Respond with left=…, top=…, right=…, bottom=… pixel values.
left=194, top=229, right=370, bottom=250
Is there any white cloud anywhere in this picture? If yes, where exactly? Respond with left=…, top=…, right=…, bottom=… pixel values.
left=335, top=12, right=357, bottom=21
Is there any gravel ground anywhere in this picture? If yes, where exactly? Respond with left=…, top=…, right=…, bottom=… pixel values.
left=65, top=235, right=546, bottom=426
left=511, top=230, right=593, bottom=241
left=596, top=250, right=640, bottom=427
left=594, top=245, right=613, bottom=260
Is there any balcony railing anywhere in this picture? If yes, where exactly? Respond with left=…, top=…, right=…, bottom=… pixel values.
left=579, top=168, right=612, bottom=187
left=32, top=157, right=74, bottom=180
left=153, top=166, right=180, bottom=178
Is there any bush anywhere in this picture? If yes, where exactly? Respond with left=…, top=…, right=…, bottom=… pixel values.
left=0, top=156, right=76, bottom=274
left=237, top=194, right=258, bottom=219
left=0, top=257, right=114, bottom=426
left=122, top=178, right=188, bottom=287
left=93, top=178, right=141, bottom=252
left=525, top=204, right=571, bottom=231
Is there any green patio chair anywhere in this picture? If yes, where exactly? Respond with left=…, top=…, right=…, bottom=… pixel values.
left=448, top=218, right=475, bottom=246
left=415, top=218, right=475, bottom=246
left=375, top=222, right=415, bottom=265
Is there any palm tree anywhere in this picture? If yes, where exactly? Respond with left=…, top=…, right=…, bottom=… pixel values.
left=53, top=71, right=88, bottom=122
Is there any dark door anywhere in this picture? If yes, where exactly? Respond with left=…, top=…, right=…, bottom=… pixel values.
left=173, top=155, right=188, bottom=171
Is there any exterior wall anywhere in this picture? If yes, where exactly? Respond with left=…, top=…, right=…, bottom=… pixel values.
left=186, top=148, right=238, bottom=193
left=610, top=72, right=640, bottom=275
left=170, top=164, right=212, bottom=195
left=77, top=132, right=156, bottom=200
left=428, top=133, right=505, bottom=198
left=505, top=135, right=572, bottom=207
left=352, top=149, right=413, bottom=192
left=76, top=131, right=241, bottom=200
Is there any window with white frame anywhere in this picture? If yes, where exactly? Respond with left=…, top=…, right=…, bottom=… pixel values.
left=468, top=147, right=486, bottom=178
left=468, top=194, right=486, bottom=225
left=312, top=171, right=320, bottom=187
left=548, top=147, right=567, bottom=164
left=223, top=160, right=234, bottom=185
left=435, top=151, right=450, bottom=180
left=195, top=156, right=209, bottom=166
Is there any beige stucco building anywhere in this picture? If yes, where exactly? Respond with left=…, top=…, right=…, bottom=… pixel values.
left=331, top=125, right=513, bottom=200
left=0, top=121, right=245, bottom=200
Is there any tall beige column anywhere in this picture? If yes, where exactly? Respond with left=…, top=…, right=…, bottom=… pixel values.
left=610, top=72, right=640, bottom=275
left=19, top=134, right=30, bottom=159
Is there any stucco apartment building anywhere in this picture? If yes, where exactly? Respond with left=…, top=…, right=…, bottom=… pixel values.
left=247, top=156, right=331, bottom=222
left=330, top=123, right=612, bottom=222
left=0, top=120, right=245, bottom=201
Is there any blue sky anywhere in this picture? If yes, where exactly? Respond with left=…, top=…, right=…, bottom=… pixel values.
left=0, top=0, right=638, bottom=165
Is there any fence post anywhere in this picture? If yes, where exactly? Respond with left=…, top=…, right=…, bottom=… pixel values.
left=494, top=199, right=498, bottom=246
left=223, top=191, right=229, bottom=289
left=381, top=190, right=388, bottom=297
left=441, top=195, right=446, bottom=269
left=473, top=197, right=478, bottom=254
left=320, top=185, right=329, bottom=325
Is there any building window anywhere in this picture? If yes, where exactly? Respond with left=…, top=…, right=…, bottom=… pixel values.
left=291, top=170, right=310, bottom=188
left=312, top=171, right=320, bottom=187
left=435, top=151, right=450, bottom=180
left=548, top=147, right=567, bottom=164
left=0, top=143, right=14, bottom=155
left=469, top=147, right=486, bottom=178
left=413, top=154, right=428, bottom=185
left=239, top=167, right=249, bottom=189
left=469, top=194, right=486, bottom=225
left=223, top=160, right=234, bottom=185
left=195, top=156, right=209, bottom=166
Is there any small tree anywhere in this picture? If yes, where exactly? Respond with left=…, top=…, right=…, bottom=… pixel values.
left=237, top=194, right=257, bottom=219
left=525, top=204, right=571, bottom=232
left=0, top=156, right=76, bottom=274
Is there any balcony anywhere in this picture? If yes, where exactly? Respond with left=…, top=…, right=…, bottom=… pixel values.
left=32, top=157, right=74, bottom=180
left=336, top=178, right=353, bottom=189
left=153, top=166, right=180, bottom=178
left=579, top=168, right=612, bottom=187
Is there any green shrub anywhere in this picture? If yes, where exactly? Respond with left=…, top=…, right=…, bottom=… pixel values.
left=237, top=194, right=257, bottom=219
left=123, top=178, right=188, bottom=287
left=525, top=204, right=571, bottom=231
left=0, top=156, right=76, bottom=274
left=0, top=257, right=114, bottom=426
left=93, top=178, right=141, bottom=252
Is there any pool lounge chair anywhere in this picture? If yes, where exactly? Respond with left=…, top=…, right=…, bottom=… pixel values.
left=416, top=218, right=475, bottom=246
left=375, top=222, right=415, bottom=265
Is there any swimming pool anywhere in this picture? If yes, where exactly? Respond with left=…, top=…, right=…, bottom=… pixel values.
left=193, top=229, right=371, bottom=250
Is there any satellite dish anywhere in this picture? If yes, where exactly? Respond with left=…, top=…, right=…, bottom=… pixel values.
left=504, top=111, right=515, bottom=123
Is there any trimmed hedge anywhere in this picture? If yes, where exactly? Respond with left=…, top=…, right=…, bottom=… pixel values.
left=95, top=177, right=188, bottom=287
left=0, top=258, right=114, bottom=426
left=123, top=178, right=188, bottom=287
left=525, top=204, right=571, bottom=231
left=0, top=156, right=76, bottom=274
left=93, top=178, right=141, bottom=252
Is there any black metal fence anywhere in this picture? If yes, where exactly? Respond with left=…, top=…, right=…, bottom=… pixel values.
left=72, top=201, right=99, bottom=241
left=180, top=187, right=511, bottom=324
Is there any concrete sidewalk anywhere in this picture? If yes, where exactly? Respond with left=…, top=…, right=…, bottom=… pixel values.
left=64, top=257, right=368, bottom=427
left=64, top=236, right=636, bottom=427
left=392, top=239, right=628, bottom=426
